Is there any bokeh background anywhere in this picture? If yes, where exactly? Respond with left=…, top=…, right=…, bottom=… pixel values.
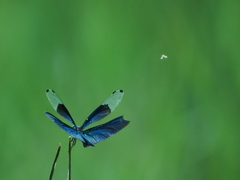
left=1, top=0, right=240, bottom=180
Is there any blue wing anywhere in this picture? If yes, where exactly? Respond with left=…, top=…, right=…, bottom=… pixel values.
left=46, top=89, right=77, bottom=127
left=45, top=112, right=85, bottom=143
left=80, top=90, right=124, bottom=130
left=81, top=116, right=130, bottom=147
left=56, top=103, right=76, bottom=127
left=80, top=105, right=111, bottom=130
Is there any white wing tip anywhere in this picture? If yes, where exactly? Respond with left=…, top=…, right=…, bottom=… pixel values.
left=113, top=89, right=124, bottom=94
left=46, top=89, right=54, bottom=93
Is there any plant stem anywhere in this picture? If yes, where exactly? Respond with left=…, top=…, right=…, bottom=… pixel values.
left=49, top=144, right=61, bottom=180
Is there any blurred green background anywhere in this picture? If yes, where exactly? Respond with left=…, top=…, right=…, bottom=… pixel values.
left=1, top=0, right=240, bottom=179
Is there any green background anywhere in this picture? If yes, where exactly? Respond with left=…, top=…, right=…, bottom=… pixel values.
left=1, top=0, right=240, bottom=179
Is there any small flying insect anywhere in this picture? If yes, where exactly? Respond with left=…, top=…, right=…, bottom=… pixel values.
left=45, top=89, right=129, bottom=147
left=160, top=55, right=168, bottom=59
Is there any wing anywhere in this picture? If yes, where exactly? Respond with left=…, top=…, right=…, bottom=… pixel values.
left=81, top=116, right=129, bottom=147
left=80, top=90, right=124, bottom=130
left=45, top=112, right=85, bottom=143
left=45, top=89, right=76, bottom=127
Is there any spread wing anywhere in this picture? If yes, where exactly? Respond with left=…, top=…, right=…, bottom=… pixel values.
left=46, top=89, right=76, bottom=127
left=45, top=112, right=85, bottom=143
left=80, top=90, right=124, bottom=130
left=81, top=116, right=129, bottom=147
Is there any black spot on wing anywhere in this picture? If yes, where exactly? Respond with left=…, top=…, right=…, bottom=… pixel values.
left=46, top=89, right=55, bottom=93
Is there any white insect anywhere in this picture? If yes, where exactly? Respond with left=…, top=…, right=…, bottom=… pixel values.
left=160, top=55, right=168, bottom=59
